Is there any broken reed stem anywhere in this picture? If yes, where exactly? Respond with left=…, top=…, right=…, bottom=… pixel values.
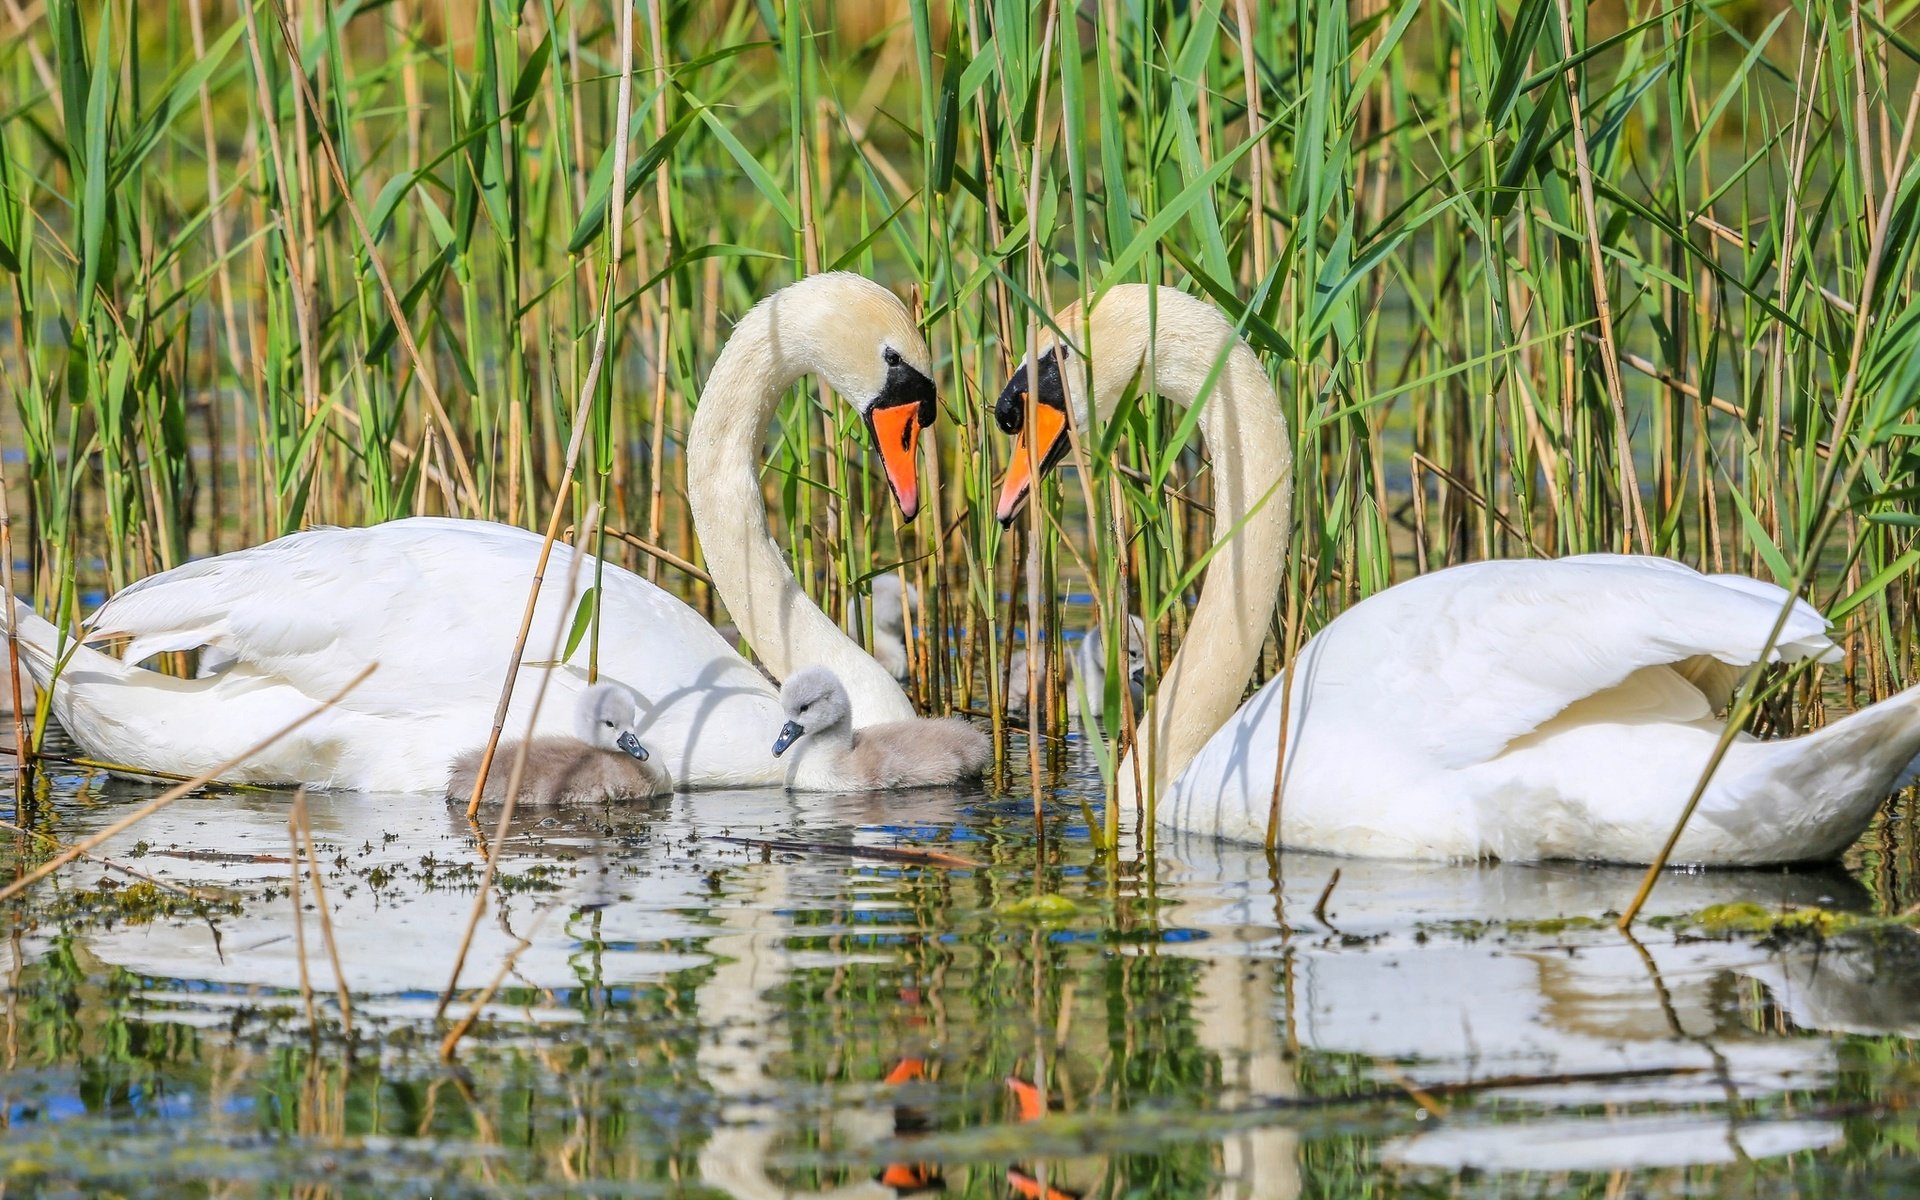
left=438, top=507, right=600, bottom=1039
left=439, top=904, right=557, bottom=1061
left=0, top=663, right=378, bottom=905
left=569, top=525, right=712, bottom=585
left=0, top=746, right=276, bottom=791
left=0, top=816, right=216, bottom=902
left=1311, top=867, right=1341, bottom=927
left=292, top=787, right=353, bottom=1039
left=1618, top=588, right=1832, bottom=929
left=1232, top=1065, right=1712, bottom=1115
left=1409, top=452, right=1544, bottom=551
left=464, top=0, right=639, bottom=819
left=712, top=835, right=983, bottom=869
left=1371, top=1057, right=1448, bottom=1119
left=286, top=788, right=319, bottom=1034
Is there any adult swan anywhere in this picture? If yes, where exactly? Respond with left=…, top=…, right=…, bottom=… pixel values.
left=993, top=285, right=1920, bottom=865
left=8, top=273, right=929, bottom=791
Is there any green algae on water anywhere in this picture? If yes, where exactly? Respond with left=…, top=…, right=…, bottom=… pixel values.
left=998, top=893, right=1084, bottom=922
left=46, top=880, right=240, bottom=928
left=1679, top=902, right=1920, bottom=940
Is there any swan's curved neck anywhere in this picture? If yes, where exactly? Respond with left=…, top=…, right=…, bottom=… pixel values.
left=1101, top=297, right=1292, bottom=796
left=687, top=299, right=915, bottom=725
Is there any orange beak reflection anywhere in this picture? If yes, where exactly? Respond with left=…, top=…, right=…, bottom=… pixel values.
left=994, top=401, right=1069, bottom=526
left=868, top=401, right=923, bottom=521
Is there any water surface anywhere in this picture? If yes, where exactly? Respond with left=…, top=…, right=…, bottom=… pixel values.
left=2, top=741, right=1918, bottom=1196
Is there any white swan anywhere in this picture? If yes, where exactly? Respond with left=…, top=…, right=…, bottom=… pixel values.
left=445, top=682, right=670, bottom=804
left=771, top=666, right=990, bottom=790
left=6, top=273, right=932, bottom=792
left=993, top=285, right=1920, bottom=865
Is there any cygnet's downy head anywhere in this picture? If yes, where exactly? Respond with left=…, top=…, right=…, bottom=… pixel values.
left=1118, top=614, right=1150, bottom=686
left=772, top=666, right=853, bottom=756
left=1080, top=616, right=1150, bottom=684
left=575, top=683, right=650, bottom=761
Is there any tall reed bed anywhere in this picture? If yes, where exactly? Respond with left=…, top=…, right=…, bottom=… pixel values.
left=1, top=0, right=1917, bottom=822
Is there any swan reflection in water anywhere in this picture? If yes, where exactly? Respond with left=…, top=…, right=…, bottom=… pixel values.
left=38, top=787, right=1920, bottom=1191
left=1158, top=835, right=1920, bottom=1180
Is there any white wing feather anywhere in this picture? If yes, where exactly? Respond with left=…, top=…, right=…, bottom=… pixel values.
left=1297, top=555, right=1835, bottom=769
left=87, top=518, right=753, bottom=716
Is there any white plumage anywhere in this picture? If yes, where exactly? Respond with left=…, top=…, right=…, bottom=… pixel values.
left=5, top=519, right=781, bottom=790
left=3, top=273, right=931, bottom=792
left=1165, top=554, right=1920, bottom=863
left=1002, top=285, right=1920, bottom=865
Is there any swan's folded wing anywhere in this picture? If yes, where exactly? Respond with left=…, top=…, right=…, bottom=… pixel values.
left=86, top=521, right=540, bottom=708
left=1303, top=557, right=1836, bottom=769
left=1563, top=553, right=1836, bottom=660
left=85, top=518, right=760, bottom=717
left=89, top=529, right=348, bottom=669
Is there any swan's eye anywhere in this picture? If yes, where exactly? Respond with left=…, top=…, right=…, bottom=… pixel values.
left=1057, top=344, right=1072, bottom=360
left=604, top=720, right=615, bottom=728
left=882, top=346, right=902, bottom=366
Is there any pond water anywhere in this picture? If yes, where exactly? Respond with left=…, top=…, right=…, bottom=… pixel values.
left=2, top=737, right=1919, bottom=1197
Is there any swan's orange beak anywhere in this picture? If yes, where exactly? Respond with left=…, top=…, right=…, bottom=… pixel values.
left=868, top=400, right=923, bottom=521
left=994, top=399, right=1068, bottom=526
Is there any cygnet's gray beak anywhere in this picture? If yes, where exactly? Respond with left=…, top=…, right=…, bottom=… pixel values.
left=616, top=731, right=649, bottom=761
left=1129, top=665, right=1147, bottom=688
left=771, top=721, right=805, bottom=757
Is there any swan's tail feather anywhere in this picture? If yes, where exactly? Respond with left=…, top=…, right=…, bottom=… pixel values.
left=5, top=598, right=70, bottom=683
left=2, top=598, right=132, bottom=687
left=1709, top=684, right=1920, bottom=862
left=1789, top=683, right=1920, bottom=777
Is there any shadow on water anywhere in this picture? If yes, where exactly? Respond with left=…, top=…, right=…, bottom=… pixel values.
left=2, top=741, right=1919, bottom=1196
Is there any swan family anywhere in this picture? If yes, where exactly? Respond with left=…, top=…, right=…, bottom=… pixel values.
left=9, top=272, right=1919, bottom=864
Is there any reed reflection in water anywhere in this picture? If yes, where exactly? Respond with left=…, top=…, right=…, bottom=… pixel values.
left=1, top=753, right=1918, bottom=1196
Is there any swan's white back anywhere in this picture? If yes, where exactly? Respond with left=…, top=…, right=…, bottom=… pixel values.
left=1163, top=555, right=1920, bottom=864
left=63, top=519, right=785, bottom=790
